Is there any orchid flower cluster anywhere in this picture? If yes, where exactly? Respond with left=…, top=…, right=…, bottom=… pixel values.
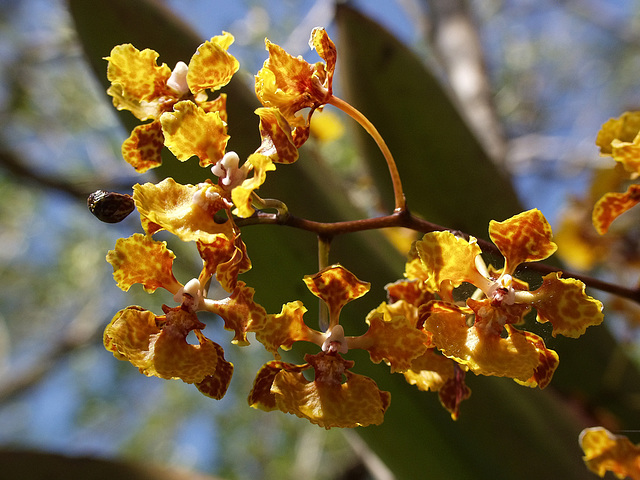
left=90, top=28, right=605, bottom=430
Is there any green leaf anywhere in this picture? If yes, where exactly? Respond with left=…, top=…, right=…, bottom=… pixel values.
left=335, top=4, right=522, bottom=238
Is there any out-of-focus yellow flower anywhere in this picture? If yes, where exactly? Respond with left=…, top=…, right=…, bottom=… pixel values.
left=309, top=109, right=345, bottom=143
left=593, top=111, right=640, bottom=233
left=105, top=33, right=238, bottom=172
left=580, top=427, right=640, bottom=479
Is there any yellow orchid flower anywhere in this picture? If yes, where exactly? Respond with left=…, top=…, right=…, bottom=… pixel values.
left=105, top=33, right=238, bottom=172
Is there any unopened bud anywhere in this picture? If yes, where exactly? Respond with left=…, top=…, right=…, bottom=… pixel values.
left=87, top=190, right=135, bottom=223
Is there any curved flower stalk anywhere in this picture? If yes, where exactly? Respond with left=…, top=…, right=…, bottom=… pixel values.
left=105, top=33, right=238, bottom=172
left=254, top=27, right=405, bottom=210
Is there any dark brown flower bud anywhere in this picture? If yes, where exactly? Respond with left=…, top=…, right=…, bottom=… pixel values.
left=87, top=190, right=135, bottom=223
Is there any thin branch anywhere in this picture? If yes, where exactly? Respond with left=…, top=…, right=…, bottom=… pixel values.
left=426, top=0, right=507, bottom=166
left=0, top=148, right=132, bottom=200
left=237, top=207, right=640, bottom=305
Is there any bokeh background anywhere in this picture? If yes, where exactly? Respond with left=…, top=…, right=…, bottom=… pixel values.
left=2, top=1, right=640, bottom=478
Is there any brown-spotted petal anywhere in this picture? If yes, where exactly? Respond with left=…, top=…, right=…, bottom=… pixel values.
left=248, top=360, right=309, bottom=411
left=359, top=301, right=430, bottom=373
left=580, top=427, right=640, bottom=479
left=254, top=107, right=299, bottom=164
left=270, top=352, right=391, bottom=429
left=105, top=44, right=171, bottom=105
left=231, top=153, right=276, bottom=218
left=592, top=184, right=640, bottom=235
left=187, top=32, right=239, bottom=94
left=303, top=265, right=370, bottom=322
left=121, top=121, right=165, bottom=173
left=197, top=232, right=251, bottom=293
left=415, top=231, right=484, bottom=289
left=204, top=282, right=267, bottom=346
left=134, top=178, right=234, bottom=243
left=104, top=306, right=221, bottom=384
left=253, top=301, right=317, bottom=358
left=531, top=272, right=604, bottom=338
left=195, top=337, right=234, bottom=400
left=160, top=100, right=229, bottom=168
left=423, top=301, right=554, bottom=385
left=437, top=363, right=471, bottom=420
left=596, top=111, right=640, bottom=156
left=107, top=233, right=182, bottom=294
left=309, top=27, right=336, bottom=92
left=489, top=209, right=557, bottom=273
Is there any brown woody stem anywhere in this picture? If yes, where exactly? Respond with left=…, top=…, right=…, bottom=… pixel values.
left=237, top=208, right=640, bottom=305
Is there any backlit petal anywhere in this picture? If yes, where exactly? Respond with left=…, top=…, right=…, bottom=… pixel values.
left=514, top=329, right=559, bottom=389
left=532, top=272, right=604, bottom=338
left=231, top=153, right=276, bottom=218
left=489, top=209, right=557, bottom=273
left=611, top=137, right=640, bottom=175
left=254, top=34, right=332, bottom=129
left=204, top=282, right=267, bottom=345
left=195, top=338, right=234, bottom=400
left=197, top=233, right=251, bottom=293
left=104, top=306, right=220, bottom=384
left=160, top=100, right=229, bottom=167
left=309, top=27, right=336, bottom=91
left=596, top=111, right=640, bottom=156
left=121, top=122, right=165, bottom=173
left=385, top=278, right=436, bottom=307
left=134, top=178, right=234, bottom=243
left=415, top=231, right=484, bottom=289
left=402, top=348, right=454, bottom=392
left=106, top=83, right=163, bottom=121
left=438, top=364, right=471, bottom=420
left=150, top=308, right=221, bottom=383
left=424, top=301, right=549, bottom=384
left=200, top=93, right=228, bottom=122
left=255, top=39, right=317, bottom=121
left=593, top=184, right=640, bottom=234
left=303, top=265, right=370, bottom=322
left=361, top=301, right=430, bottom=372
left=253, top=301, right=317, bottom=358
left=254, top=107, right=299, bottom=164
left=248, top=361, right=308, bottom=411
left=106, top=233, right=182, bottom=294
left=187, top=33, right=239, bottom=94
left=105, top=44, right=171, bottom=103
left=580, top=427, right=640, bottom=479
left=271, top=353, right=390, bottom=429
